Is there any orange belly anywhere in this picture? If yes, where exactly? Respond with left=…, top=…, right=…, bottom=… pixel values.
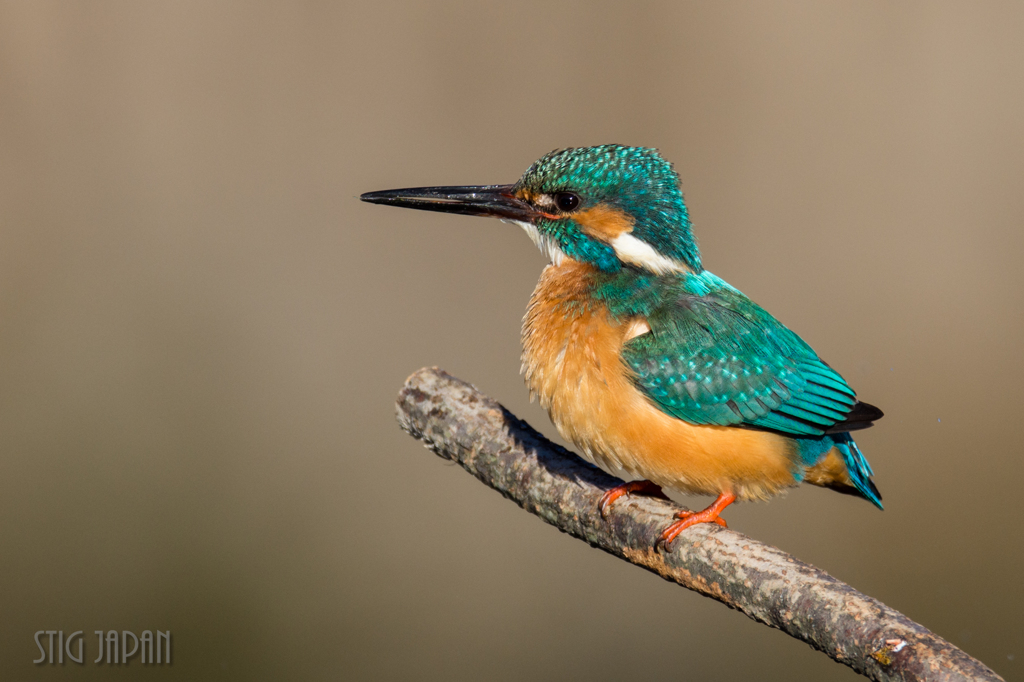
left=521, top=261, right=801, bottom=501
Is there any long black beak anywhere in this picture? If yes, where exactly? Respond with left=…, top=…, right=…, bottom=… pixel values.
left=360, top=184, right=539, bottom=222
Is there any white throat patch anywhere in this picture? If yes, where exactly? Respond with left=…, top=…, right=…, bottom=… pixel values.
left=506, top=220, right=565, bottom=265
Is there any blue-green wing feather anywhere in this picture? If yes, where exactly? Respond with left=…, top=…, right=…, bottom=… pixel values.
left=621, top=273, right=857, bottom=438
left=610, top=270, right=882, bottom=509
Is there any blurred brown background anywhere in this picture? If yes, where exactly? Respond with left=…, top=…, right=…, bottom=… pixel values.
left=1, top=1, right=1022, bottom=680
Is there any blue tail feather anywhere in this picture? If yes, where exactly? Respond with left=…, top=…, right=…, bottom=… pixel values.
left=832, top=433, right=883, bottom=509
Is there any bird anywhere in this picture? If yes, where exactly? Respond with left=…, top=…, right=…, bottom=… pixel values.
left=361, top=145, right=882, bottom=548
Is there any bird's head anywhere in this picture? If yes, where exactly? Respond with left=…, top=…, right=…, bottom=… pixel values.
left=361, top=145, right=700, bottom=274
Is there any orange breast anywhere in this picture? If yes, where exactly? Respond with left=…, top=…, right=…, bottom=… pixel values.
left=521, top=261, right=801, bottom=501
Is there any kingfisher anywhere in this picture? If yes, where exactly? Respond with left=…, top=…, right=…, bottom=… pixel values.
left=362, top=145, right=883, bottom=548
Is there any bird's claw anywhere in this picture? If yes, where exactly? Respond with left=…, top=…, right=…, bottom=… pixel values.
left=655, top=492, right=736, bottom=551
left=598, top=480, right=669, bottom=519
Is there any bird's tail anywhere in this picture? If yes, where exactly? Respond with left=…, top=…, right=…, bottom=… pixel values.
left=832, top=433, right=883, bottom=510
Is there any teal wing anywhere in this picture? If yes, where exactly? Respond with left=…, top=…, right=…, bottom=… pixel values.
left=621, top=276, right=862, bottom=438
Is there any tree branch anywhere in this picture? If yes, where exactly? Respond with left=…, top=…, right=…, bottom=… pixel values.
left=396, top=367, right=1001, bottom=682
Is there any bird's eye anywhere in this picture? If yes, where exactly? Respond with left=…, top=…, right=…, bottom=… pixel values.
left=553, top=192, right=580, bottom=212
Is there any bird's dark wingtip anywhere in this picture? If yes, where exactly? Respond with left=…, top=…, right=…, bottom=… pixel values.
left=855, top=401, right=884, bottom=422
left=824, top=400, right=884, bottom=434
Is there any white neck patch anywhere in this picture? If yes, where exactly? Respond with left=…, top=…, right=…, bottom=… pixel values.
left=609, top=233, right=690, bottom=275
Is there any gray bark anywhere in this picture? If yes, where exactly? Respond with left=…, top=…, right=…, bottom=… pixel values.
left=395, top=367, right=1002, bottom=682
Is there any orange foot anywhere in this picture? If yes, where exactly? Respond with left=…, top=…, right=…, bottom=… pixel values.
left=598, top=480, right=670, bottom=518
left=657, top=492, right=737, bottom=550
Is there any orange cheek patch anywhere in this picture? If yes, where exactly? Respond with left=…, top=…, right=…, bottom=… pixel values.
left=575, top=204, right=635, bottom=242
